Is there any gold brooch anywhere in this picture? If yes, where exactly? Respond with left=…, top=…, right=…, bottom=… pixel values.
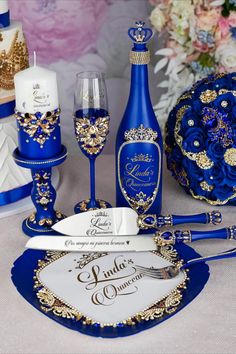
left=224, top=148, right=236, bottom=166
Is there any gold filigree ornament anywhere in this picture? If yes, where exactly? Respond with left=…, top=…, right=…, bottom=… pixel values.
left=200, top=181, right=214, bottom=192
left=136, top=289, right=183, bottom=321
left=176, top=91, right=193, bottom=104
left=224, top=148, right=236, bottom=166
left=124, top=124, right=158, bottom=141
left=15, top=109, right=60, bottom=147
left=123, top=190, right=154, bottom=213
left=195, top=151, right=214, bottom=169
left=34, top=250, right=188, bottom=328
left=76, top=199, right=109, bottom=212
left=0, top=30, right=29, bottom=90
left=199, top=90, right=217, bottom=103
left=74, top=116, right=110, bottom=155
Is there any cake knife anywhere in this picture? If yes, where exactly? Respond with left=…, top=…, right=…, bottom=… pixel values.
left=51, top=207, right=222, bottom=236
left=26, top=225, right=236, bottom=253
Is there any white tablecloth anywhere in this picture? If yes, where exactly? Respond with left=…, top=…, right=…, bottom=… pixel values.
left=0, top=154, right=235, bottom=354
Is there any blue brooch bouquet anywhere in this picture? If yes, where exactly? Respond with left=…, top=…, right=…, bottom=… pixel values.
left=165, top=72, right=236, bottom=205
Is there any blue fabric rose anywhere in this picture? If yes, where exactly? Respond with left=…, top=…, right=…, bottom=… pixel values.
left=213, top=93, right=235, bottom=113
left=182, top=127, right=206, bottom=153
left=204, top=164, right=225, bottom=185
left=182, top=159, right=203, bottom=181
left=212, top=184, right=233, bottom=201
left=206, top=141, right=225, bottom=162
left=223, top=164, right=236, bottom=187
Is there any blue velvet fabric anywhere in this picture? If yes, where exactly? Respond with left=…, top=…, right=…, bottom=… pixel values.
left=165, top=72, right=236, bottom=205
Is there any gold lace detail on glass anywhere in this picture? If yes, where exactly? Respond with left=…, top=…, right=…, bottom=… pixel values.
left=74, top=116, right=110, bottom=155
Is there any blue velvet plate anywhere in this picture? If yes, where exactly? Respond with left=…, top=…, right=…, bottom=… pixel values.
left=11, top=245, right=209, bottom=338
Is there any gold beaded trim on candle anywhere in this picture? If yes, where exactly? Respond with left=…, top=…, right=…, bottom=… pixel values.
left=129, top=50, right=150, bottom=65
left=15, top=108, right=60, bottom=147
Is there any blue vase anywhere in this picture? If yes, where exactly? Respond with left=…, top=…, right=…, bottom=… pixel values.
left=116, top=22, right=163, bottom=215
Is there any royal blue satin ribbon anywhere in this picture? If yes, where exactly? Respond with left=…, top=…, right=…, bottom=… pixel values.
left=0, top=10, right=10, bottom=28
left=0, top=181, right=32, bottom=206
left=0, top=100, right=15, bottom=119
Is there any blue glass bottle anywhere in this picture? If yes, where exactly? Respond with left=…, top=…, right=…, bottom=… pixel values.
left=116, top=22, right=163, bottom=215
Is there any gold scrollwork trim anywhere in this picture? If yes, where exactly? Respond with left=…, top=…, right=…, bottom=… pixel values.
left=129, top=50, right=150, bottom=65
left=199, top=90, right=217, bottom=103
left=189, top=188, right=236, bottom=205
left=34, top=249, right=187, bottom=328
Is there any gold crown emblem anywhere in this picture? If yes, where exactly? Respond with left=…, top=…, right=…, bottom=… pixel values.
left=134, top=33, right=145, bottom=42
left=125, top=124, right=158, bottom=141
left=134, top=21, right=145, bottom=42
left=131, top=153, right=152, bottom=163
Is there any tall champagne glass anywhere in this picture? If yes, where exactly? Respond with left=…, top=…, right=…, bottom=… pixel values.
left=73, top=71, right=111, bottom=213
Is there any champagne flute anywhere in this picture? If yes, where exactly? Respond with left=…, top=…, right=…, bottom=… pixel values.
left=73, top=71, right=111, bottom=213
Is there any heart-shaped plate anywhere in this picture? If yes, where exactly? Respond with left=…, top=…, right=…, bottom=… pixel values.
left=11, top=244, right=209, bottom=338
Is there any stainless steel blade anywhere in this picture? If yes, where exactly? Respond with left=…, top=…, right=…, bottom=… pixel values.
left=26, top=235, right=156, bottom=252
left=51, top=207, right=139, bottom=236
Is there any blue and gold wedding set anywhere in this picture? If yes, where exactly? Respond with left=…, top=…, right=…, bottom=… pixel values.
left=0, top=7, right=235, bottom=337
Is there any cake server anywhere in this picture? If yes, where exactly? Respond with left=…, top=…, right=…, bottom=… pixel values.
left=51, top=207, right=222, bottom=236
left=26, top=225, right=236, bottom=252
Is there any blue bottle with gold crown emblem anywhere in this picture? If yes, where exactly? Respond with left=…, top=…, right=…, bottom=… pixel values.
left=116, top=21, right=163, bottom=216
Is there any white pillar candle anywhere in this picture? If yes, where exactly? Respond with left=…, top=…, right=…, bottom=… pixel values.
left=14, top=58, right=59, bottom=114
left=0, top=0, right=8, bottom=14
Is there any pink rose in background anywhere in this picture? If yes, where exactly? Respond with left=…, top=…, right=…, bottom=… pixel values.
left=9, top=0, right=108, bottom=64
left=218, top=17, right=231, bottom=39
left=218, top=12, right=236, bottom=41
